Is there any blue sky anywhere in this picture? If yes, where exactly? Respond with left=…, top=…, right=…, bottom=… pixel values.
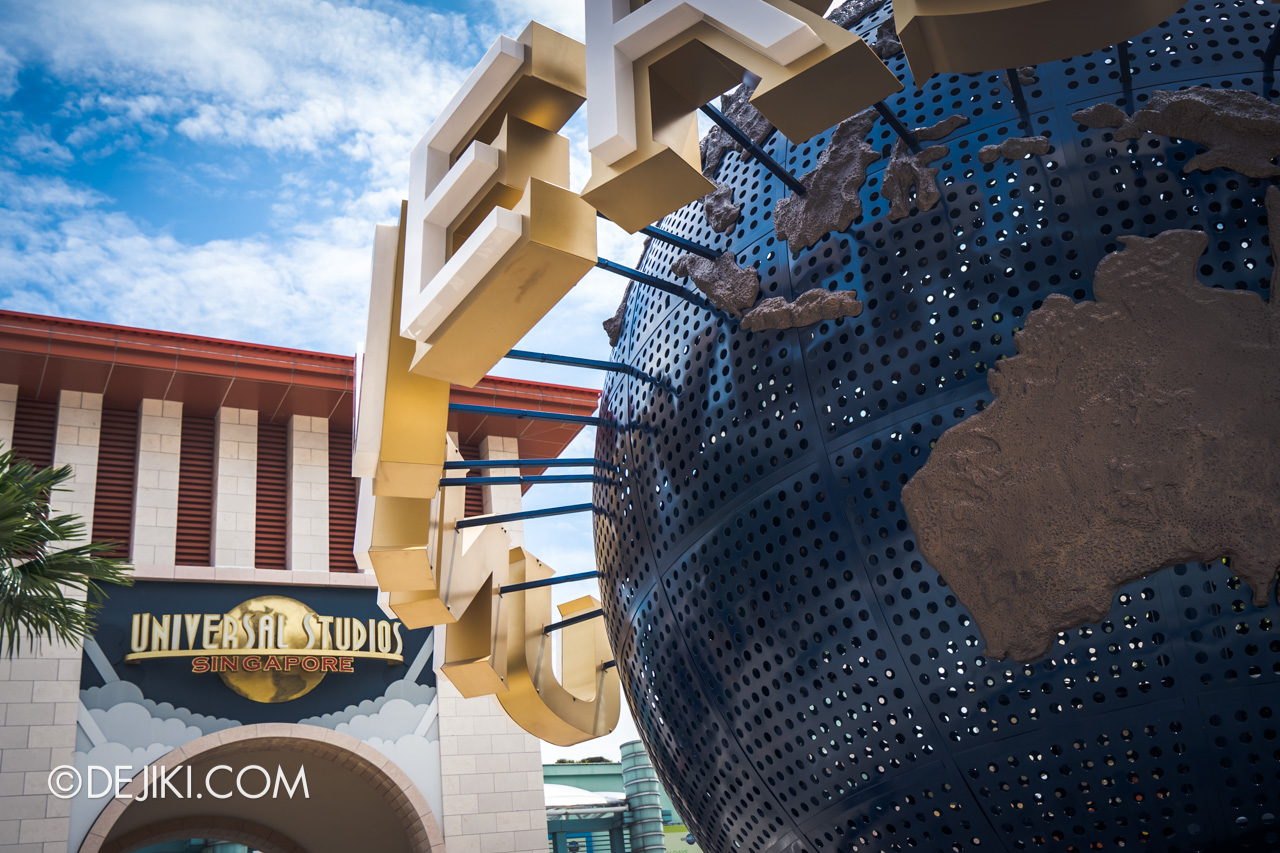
left=0, top=0, right=665, bottom=760
left=0, top=0, right=648, bottom=355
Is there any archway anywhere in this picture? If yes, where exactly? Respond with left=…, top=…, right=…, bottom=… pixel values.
left=79, top=724, right=443, bottom=853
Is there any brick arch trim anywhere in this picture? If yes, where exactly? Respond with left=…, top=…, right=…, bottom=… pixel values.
left=78, top=723, right=444, bottom=853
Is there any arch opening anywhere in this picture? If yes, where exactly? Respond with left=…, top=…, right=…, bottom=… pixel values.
left=80, top=724, right=443, bottom=853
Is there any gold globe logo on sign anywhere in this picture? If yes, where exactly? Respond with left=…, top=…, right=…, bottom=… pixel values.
left=126, top=595, right=405, bottom=704
left=215, top=596, right=325, bottom=703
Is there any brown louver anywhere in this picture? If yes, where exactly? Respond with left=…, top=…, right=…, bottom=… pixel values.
left=176, top=414, right=215, bottom=566
left=255, top=420, right=288, bottom=570
left=91, top=408, right=139, bottom=560
left=328, top=428, right=358, bottom=573
left=10, top=398, right=56, bottom=470
left=459, top=442, right=484, bottom=517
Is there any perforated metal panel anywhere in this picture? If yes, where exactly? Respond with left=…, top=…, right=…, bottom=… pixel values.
left=595, top=4, right=1280, bottom=852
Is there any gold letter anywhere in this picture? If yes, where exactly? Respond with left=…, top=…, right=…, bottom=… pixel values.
left=149, top=615, right=171, bottom=653
left=352, top=210, right=451, bottom=501
left=492, top=551, right=621, bottom=746
left=895, top=0, right=1184, bottom=82
left=400, top=22, right=595, bottom=387
left=582, top=0, right=901, bottom=232
left=130, top=614, right=150, bottom=654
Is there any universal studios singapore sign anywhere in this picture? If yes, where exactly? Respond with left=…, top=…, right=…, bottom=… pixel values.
left=125, top=595, right=405, bottom=704
left=353, top=0, right=1187, bottom=745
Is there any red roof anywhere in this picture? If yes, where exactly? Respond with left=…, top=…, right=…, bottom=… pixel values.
left=0, top=311, right=599, bottom=466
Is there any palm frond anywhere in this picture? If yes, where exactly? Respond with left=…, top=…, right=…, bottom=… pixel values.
left=0, top=445, right=133, bottom=656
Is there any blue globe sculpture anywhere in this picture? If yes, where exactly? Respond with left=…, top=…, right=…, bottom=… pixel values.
left=594, top=3, right=1280, bottom=851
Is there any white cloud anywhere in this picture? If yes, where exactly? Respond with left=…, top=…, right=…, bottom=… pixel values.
left=89, top=702, right=204, bottom=751
left=0, top=171, right=374, bottom=352
left=331, top=697, right=429, bottom=742
left=0, top=46, right=19, bottom=99
left=80, top=680, right=241, bottom=734
left=0, top=113, right=73, bottom=167
left=487, top=0, right=584, bottom=40
left=5, top=0, right=477, bottom=185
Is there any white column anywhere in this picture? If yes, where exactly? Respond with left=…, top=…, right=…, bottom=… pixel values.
left=479, top=435, right=522, bottom=547
left=0, top=636, right=83, bottom=852
left=213, top=407, right=257, bottom=567
left=50, top=391, right=102, bottom=523
left=436, top=676, right=549, bottom=853
left=287, top=415, right=329, bottom=572
left=0, top=391, right=100, bottom=851
left=131, top=399, right=182, bottom=566
left=438, top=434, right=546, bottom=853
left=0, top=384, right=16, bottom=449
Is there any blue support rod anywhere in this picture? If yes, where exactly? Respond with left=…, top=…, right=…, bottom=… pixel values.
left=442, top=457, right=600, bottom=470
left=599, top=213, right=719, bottom=260
left=505, top=349, right=631, bottom=374
left=542, top=608, right=604, bottom=635
left=700, top=103, right=807, bottom=195
left=504, top=348, right=658, bottom=386
left=437, top=474, right=611, bottom=487
left=640, top=224, right=720, bottom=260
left=447, top=403, right=613, bottom=428
left=595, top=259, right=718, bottom=314
left=873, top=101, right=921, bottom=152
left=453, top=503, right=594, bottom=530
left=499, top=570, right=600, bottom=595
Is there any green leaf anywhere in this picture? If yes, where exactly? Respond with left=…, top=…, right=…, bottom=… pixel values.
left=0, top=445, right=133, bottom=656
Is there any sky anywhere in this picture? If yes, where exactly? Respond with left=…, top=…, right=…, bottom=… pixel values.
left=0, top=0, right=842, bottom=763
left=0, top=0, right=653, bottom=763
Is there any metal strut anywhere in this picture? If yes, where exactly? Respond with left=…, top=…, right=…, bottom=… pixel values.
left=1005, top=69, right=1032, bottom=131
left=542, top=608, right=604, bottom=635
left=595, top=258, right=719, bottom=314
left=600, top=213, right=718, bottom=260
left=505, top=350, right=630, bottom=374
left=438, top=474, right=613, bottom=488
left=503, top=349, right=658, bottom=385
left=453, top=503, right=595, bottom=530
left=873, top=102, right=921, bottom=153
left=447, top=403, right=614, bottom=429
left=699, top=104, right=807, bottom=196
left=1116, top=41, right=1135, bottom=115
left=499, top=570, right=600, bottom=595
left=442, top=457, right=601, bottom=471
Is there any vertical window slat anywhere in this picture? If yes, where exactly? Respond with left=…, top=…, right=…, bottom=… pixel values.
left=328, top=428, right=358, bottom=573
left=91, top=408, right=138, bottom=560
left=459, top=442, right=484, bottom=518
left=255, top=421, right=288, bottom=570
left=176, top=414, right=215, bottom=566
left=10, top=398, right=56, bottom=470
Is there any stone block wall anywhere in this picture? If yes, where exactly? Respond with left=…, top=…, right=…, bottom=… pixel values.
left=213, top=407, right=257, bottom=567
left=131, top=400, right=182, bottom=566
left=0, top=385, right=15, bottom=449
left=287, top=415, right=329, bottom=572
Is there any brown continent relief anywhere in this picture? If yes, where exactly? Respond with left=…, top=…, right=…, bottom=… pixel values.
left=901, top=229, right=1280, bottom=662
